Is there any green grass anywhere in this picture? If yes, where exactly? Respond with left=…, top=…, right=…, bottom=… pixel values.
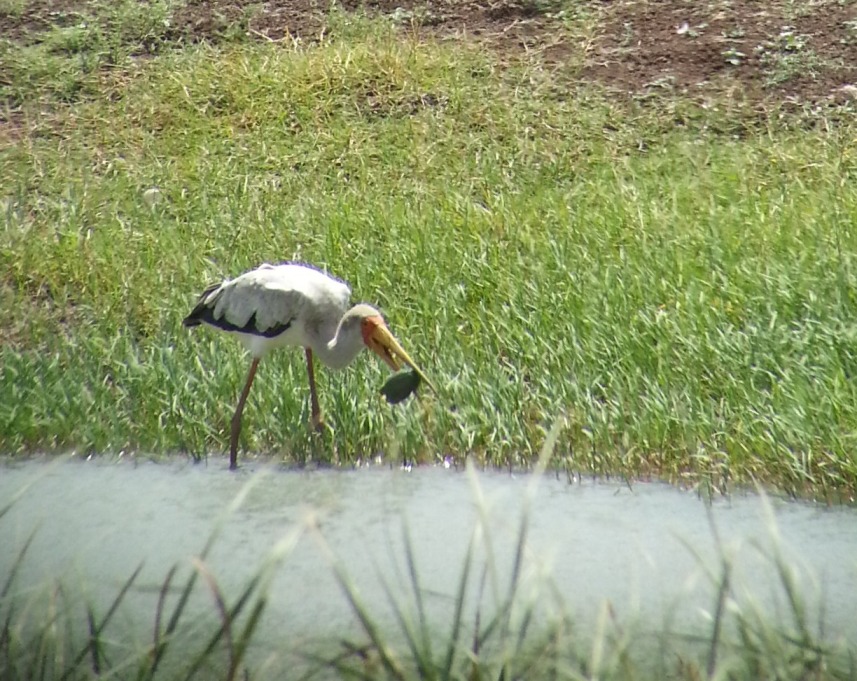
left=756, top=26, right=835, bottom=88
left=0, top=0, right=182, bottom=106
left=2, top=10, right=857, bottom=493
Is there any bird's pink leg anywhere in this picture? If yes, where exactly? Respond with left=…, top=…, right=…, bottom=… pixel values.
left=230, top=357, right=260, bottom=470
left=305, top=348, right=325, bottom=431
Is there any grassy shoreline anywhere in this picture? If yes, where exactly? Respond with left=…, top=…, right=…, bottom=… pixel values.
left=3, top=6, right=857, bottom=495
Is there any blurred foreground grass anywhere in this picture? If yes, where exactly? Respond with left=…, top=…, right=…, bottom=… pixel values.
left=3, top=460, right=855, bottom=681
left=2, top=11, right=857, bottom=494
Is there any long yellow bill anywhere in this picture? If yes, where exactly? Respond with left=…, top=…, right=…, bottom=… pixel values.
left=368, top=323, right=437, bottom=395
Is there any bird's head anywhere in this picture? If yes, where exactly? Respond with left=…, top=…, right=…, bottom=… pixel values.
left=350, top=304, right=436, bottom=393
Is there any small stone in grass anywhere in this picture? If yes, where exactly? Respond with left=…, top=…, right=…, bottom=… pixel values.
left=380, top=369, right=422, bottom=404
left=142, top=187, right=163, bottom=207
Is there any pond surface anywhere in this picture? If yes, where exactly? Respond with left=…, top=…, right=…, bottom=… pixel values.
left=1, top=458, right=856, bottom=676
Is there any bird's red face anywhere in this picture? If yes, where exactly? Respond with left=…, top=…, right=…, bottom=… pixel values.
left=361, top=315, right=435, bottom=391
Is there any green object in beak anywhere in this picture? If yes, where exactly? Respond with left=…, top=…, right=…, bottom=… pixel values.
left=380, top=369, right=423, bottom=404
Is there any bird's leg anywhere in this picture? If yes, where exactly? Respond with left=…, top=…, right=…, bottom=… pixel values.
left=230, top=357, right=260, bottom=471
left=305, top=348, right=326, bottom=432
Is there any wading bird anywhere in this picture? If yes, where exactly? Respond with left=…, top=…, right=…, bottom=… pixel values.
left=183, top=262, right=433, bottom=470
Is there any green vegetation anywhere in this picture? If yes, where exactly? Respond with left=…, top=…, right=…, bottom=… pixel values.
left=0, top=0, right=182, bottom=106
left=756, top=27, right=831, bottom=88
left=2, top=4, right=857, bottom=495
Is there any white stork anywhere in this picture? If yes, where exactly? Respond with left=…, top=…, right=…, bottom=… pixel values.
left=183, top=262, right=433, bottom=470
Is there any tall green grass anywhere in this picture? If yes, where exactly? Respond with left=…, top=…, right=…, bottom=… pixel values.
left=2, top=14, right=857, bottom=491
left=0, top=0, right=184, bottom=107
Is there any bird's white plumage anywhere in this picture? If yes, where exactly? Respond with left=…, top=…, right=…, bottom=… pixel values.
left=200, top=263, right=352, bottom=359
left=184, top=260, right=431, bottom=469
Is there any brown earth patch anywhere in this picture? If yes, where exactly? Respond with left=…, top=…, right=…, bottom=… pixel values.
left=170, top=0, right=857, bottom=104
left=166, top=0, right=571, bottom=60
left=586, top=0, right=857, bottom=102
left=1, top=0, right=855, bottom=103
left=0, top=0, right=91, bottom=42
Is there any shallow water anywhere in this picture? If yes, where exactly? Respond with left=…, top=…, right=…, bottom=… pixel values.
left=2, top=458, right=856, bottom=676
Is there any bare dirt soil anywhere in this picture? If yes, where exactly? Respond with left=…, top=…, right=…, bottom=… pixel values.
left=1, top=0, right=856, bottom=104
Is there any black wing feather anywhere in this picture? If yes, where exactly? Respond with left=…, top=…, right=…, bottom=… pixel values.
left=182, top=282, right=222, bottom=328
left=182, top=283, right=292, bottom=338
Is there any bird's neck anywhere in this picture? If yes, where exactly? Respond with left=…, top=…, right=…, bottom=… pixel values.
left=315, top=319, right=364, bottom=370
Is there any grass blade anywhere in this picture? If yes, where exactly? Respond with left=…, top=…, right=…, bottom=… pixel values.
left=59, top=561, right=144, bottom=681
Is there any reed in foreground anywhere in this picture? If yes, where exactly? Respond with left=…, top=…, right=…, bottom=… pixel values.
left=2, top=461, right=855, bottom=680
